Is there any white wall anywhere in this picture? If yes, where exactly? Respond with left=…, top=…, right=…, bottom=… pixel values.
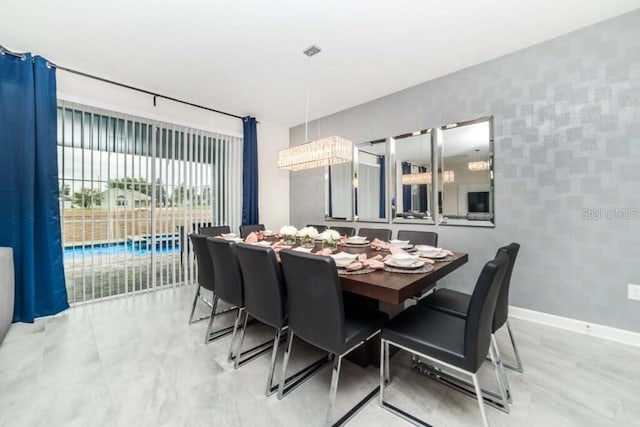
left=56, top=71, right=290, bottom=229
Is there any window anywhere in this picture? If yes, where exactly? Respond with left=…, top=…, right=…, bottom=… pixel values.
left=57, top=102, right=243, bottom=303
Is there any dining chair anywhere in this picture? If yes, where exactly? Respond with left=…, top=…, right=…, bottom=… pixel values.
left=235, top=243, right=330, bottom=396
left=207, top=237, right=275, bottom=366
left=327, top=226, right=355, bottom=237
left=380, top=251, right=510, bottom=427
left=199, top=225, right=231, bottom=237
left=189, top=234, right=235, bottom=343
left=306, top=224, right=328, bottom=233
left=396, top=230, right=438, bottom=247
left=239, top=224, right=265, bottom=238
left=419, top=243, right=523, bottom=373
left=357, top=228, right=392, bottom=242
left=278, top=250, right=387, bottom=425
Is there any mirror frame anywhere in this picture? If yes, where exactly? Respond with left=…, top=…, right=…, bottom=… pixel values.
left=436, top=116, right=495, bottom=228
left=391, top=129, right=436, bottom=225
left=354, top=138, right=390, bottom=223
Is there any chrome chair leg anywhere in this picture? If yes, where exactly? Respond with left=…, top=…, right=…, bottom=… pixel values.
left=505, top=321, right=524, bottom=373
left=228, top=307, right=246, bottom=363
left=325, top=354, right=342, bottom=426
left=278, top=331, right=295, bottom=400
left=491, top=334, right=512, bottom=404
left=188, top=285, right=201, bottom=324
left=204, top=296, right=235, bottom=344
left=471, top=373, right=490, bottom=427
left=488, top=340, right=510, bottom=411
left=265, top=328, right=283, bottom=396
left=233, top=309, right=250, bottom=369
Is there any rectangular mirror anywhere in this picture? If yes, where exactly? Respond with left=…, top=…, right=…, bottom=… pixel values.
left=325, top=161, right=354, bottom=221
left=355, top=139, right=387, bottom=222
left=392, top=129, right=435, bottom=224
left=437, top=117, right=494, bottom=227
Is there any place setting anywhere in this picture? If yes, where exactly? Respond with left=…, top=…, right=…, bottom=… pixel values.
left=414, top=245, right=455, bottom=262
left=383, top=252, right=434, bottom=274
left=340, top=235, right=370, bottom=248
left=331, top=252, right=385, bottom=275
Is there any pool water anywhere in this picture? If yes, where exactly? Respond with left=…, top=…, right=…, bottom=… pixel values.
left=64, top=240, right=180, bottom=258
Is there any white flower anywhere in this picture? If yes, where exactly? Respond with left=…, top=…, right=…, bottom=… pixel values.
left=299, top=226, right=318, bottom=238
left=279, top=225, right=298, bottom=237
left=321, top=229, right=340, bottom=242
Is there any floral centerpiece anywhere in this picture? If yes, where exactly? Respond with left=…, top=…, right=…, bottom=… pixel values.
left=321, top=229, right=341, bottom=252
left=279, top=225, right=298, bottom=245
left=298, top=226, right=318, bottom=249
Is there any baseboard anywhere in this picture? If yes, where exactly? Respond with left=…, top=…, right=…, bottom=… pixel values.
left=509, top=306, right=640, bottom=349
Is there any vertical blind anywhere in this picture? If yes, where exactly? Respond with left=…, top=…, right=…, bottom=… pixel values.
left=57, top=101, right=243, bottom=304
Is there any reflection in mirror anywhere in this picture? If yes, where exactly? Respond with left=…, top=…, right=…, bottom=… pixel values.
left=355, top=139, right=387, bottom=222
left=325, top=161, right=353, bottom=220
left=438, top=117, right=494, bottom=226
left=392, top=130, right=434, bottom=223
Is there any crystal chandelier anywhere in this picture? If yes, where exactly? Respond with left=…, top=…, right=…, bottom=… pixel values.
left=278, top=45, right=353, bottom=171
left=401, top=170, right=455, bottom=185
left=468, top=160, right=490, bottom=171
left=277, top=136, right=353, bottom=171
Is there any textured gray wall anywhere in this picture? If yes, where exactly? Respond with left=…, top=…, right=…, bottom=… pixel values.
left=290, top=11, right=640, bottom=332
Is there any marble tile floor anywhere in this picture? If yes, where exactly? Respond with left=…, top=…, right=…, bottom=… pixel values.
left=1, top=284, right=639, bottom=427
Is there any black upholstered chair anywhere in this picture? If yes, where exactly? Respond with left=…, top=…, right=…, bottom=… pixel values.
left=278, top=250, right=387, bottom=425
left=239, top=224, right=265, bottom=238
left=327, top=226, right=356, bottom=237
left=207, top=238, right=276, bottom=368
left=199, top=225, right=231, bottom=237
left=189, top=234, right=235, bottom=343
left=357, top=228, right=392, bottom=242
left=306, top=224, right=328, bottom=233
left=396, top=230, right=438, bottom=247
left=419, top=243, right=522, bottom=373
left=380, top=251, right=510, bottom=427
left=235, top=243, right=287, bottom=392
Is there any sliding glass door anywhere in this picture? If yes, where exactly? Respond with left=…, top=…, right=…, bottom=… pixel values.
left=57, top=102, right=242, bottom=304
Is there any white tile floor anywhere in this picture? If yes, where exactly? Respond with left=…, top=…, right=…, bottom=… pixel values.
left=1, top=285, right=639, bottom=426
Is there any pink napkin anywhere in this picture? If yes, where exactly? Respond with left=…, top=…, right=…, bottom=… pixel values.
left=244, top=232, right=258, bottom=244
left=364, top=259, right=384, bottom=269
left=443, top=249, right=454, bottom=256
left=357, top=253, right=367, bottom=263
left=388, top=245, right=403, bottom=255
left=345, top=262, right=363, bottom=271
left=418, top=257, right=436, bottom=265
left=370, top=238, right=390, bottom=251
left=315, top=248, right=333, bottom=256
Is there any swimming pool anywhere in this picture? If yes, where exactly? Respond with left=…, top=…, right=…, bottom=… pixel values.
left=64, top=238, right=180, bottom=258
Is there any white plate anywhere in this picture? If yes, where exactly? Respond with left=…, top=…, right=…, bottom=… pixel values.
left=293, top=247, right=312, bottom=253
left=384, top=259, right=425, bottom=269
left=221, top=233, right=237, bottom=239
left=389, top=239, right=410, bottom=246
left=417, top=251, right=448, bottom=259
left=343, top=240, right=370, bottom=246
left=263, top=230, right=275, bottom=236
left=253, top=241, right=272, bottom=247
left=331, top=252, right=357, bottom=267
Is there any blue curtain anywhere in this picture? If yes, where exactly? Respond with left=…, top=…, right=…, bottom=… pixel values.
left=401, top=162, right=411, bottom=212
left=0, top=53, right=68, bottom=322
left=241, top=116, right=259, bottom=225
left=378, top=155, right=385, bottom=218
left=418, top=166, right=428, bottom=212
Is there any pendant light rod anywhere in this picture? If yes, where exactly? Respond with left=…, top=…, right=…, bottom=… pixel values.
left=303, top=44, right=321, bottom=143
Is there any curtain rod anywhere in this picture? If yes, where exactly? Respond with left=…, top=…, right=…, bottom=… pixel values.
left=53, top=65, right=247, bottom=121
left=1, top=44, right=250, bottom=122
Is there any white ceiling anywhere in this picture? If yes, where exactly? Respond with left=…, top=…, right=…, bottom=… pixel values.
left=1, top=0, right=638, bottom=127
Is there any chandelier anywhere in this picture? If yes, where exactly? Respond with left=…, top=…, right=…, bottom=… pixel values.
left=401, top=170, right=455, bottom=185
left=277, top=45, right=353, bottom=171
left=468, top=160, right=490, bottom=171
left=277, top=136, right=353, bottom=171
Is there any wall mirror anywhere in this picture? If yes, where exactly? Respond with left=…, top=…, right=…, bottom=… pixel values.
left=437, top=116, right=494, bottom=227
left=325, top=161, right=354, bottom=221
left=354, top=139, right=388, bottom=222
left=391, top=129, right=435, bottom=224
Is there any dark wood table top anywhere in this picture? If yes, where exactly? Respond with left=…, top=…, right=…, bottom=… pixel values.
left=338, top=251, right=468, bottom=305
left=308, top=242, right=468, bottom=305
